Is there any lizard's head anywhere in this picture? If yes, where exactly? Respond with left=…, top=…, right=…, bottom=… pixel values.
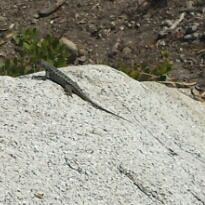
left=36, top=60, right=49, bottom=71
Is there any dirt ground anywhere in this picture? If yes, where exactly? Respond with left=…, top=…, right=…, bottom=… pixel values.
left=0, top=0, right=205, bottom=85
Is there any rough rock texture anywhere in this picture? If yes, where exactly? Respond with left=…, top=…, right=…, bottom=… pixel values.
left=0, top=65, right=205, bottom=205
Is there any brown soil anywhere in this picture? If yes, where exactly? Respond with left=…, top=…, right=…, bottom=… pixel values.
left=0, top=0, right=205, bottom=84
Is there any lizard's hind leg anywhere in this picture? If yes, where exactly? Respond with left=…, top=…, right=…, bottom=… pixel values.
left=64, top=85, right=73, bottom=97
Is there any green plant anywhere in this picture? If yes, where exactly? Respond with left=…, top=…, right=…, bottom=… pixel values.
left=120, top=49, right=173, bottom=81
left=0, top=28, right=71, bottom=77
left=0, top=58, right=27, bottom=76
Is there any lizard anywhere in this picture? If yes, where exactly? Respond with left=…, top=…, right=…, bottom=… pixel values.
left=36, top=60, right=130, bottom=122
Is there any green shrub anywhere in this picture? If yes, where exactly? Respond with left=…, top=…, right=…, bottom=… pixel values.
left=0, top=28, right=71, bottom=77
left=120, top=49, right=173, bottom=81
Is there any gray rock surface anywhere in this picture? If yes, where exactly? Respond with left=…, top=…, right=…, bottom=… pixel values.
left=0, top=65, right=205, bottom=205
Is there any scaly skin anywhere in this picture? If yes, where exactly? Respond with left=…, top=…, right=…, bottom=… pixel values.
left=37, top=60, right=130, bottom=122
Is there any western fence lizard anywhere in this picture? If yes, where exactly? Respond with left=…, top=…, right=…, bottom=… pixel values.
left=37, top=60, right=130, bottom=122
